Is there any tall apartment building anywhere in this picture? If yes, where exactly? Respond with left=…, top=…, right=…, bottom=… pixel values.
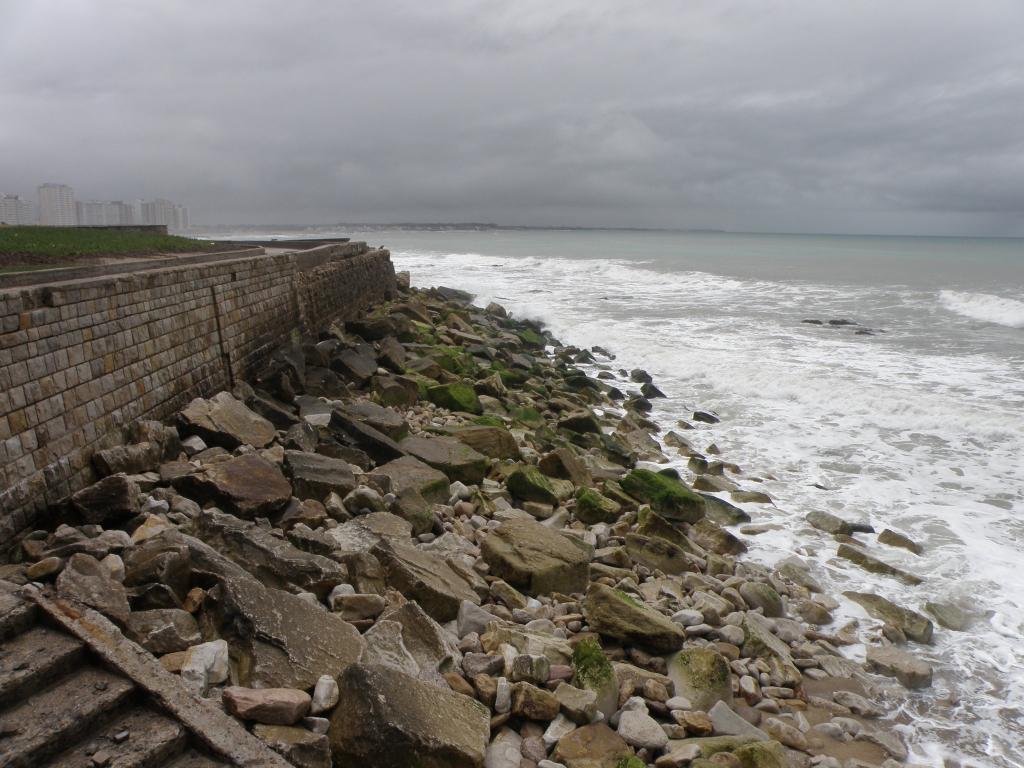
left=37, top=183, right=77, bottom=225
left=0, top=195, right=35, bottom=225
left=76, top=200, right=135, bottom=226
left=141, top=198, right=189, bottom=231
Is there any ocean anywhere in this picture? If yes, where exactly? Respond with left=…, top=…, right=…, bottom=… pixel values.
left=211, top=227, right=1024, bottom=766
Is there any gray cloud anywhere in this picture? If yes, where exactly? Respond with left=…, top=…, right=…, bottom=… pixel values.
left=2, top=0, right=1023, bottom=235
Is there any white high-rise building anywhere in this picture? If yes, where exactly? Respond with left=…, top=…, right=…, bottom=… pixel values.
left=141, top=198, right=189, bottom=231
left=0, top=195, right=35, bottom=225
left=76, top=200, right=135, bottom=226
left=37, top=183, right=77, bottom=226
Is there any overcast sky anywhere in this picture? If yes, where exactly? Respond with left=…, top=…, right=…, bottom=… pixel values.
left=3, top=1, right=1024, bottom=235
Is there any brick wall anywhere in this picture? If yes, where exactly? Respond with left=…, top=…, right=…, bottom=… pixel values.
left=0, top=242, right=396, bottom=539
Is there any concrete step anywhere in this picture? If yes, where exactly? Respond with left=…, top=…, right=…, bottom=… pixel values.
left=0, top=590, right=36, bottom=642
left=0, top=625, right=85, bottom=704
left=45, top=706, right=188, bottom=768
left=0, top=666, right=135, bottom=767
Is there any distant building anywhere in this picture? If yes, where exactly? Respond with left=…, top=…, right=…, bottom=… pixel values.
left=76, top=200, right=135, bottom=226
left=141, top=198, right=189, bottom=231
left=37, top=183, right=77, bottom=226
left=0, top=195, right=35, bottom=225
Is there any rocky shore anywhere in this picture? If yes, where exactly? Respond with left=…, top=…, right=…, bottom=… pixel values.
left=0, top=272, right=932, bottom=768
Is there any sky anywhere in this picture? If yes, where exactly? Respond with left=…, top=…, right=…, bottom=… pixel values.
left=2, top=1, right=1024, bottom=236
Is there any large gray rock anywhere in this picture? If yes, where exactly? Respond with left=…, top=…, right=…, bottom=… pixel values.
left=666, top=648, right=733, bottom=711
left=337, top=402, right=409, bottom=441
left=369, top=601, right=462, bottom=684
left=866, top=645, right=933, bottom=689
left=93, top=442, right=162, bottom=477
left=371, top=455, right=451, bottom=503
left=171, top=531, right=365, bottom=689
left=582, top=582, right=685, bottom=653
left=126, top=608, right=201, bottom=653
left=175, top=454, right=292, bottom=518
left=329, top=663, right=490, bottom=768
left=56, top=553, right=131, bottom=623
left=195, top=509, right=346, bottom=599
left=399, top=435, right=489, bottom=485
left=845, top=591, right=934, bottom=644
left=328, top=409, right=406, bottom=464
left=741, top=614, right=802, bottom=687
left=451, top=426, right=521, bottom=460
left=284, top=451, right=356, bottom=500
left=480, top=518, right=594, bottom=596
left=179, top=391, right=276, bottom=449
left=372, top=539, right=481, bottom=622
left=70, top=474, right=140, bottom=525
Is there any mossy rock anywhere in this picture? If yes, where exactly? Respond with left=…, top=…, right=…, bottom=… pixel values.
left=583, top=582, right=685, bottom=653
left=667, top=648, right=733, bottom=712
left=621, top=469, right=705, bottom=523
left=518, top=327, right=547, bottom=348
left=734, top=740, right=789, bottom=768
left=431, top=345, right=475, bottom=375
left=426, top=383, right=483, bottom=415
left=507, top=465, right=558, bottom=505
left=615, top=758, right=646, bottom=768
left=574, top=487, right=623, bottom=524
left=510, top=406, right=545, bottom=427
left=473, top=415, right=506, bottom=428
left=572, top=638, right=614, bottom=689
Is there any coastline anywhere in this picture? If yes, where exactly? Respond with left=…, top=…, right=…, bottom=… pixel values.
left=2, top=267, right=927, bottom=767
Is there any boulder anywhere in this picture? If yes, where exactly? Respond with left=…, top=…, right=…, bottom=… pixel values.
left=733, top=740, right=789, bottom=768
left=400, top=435, right=489, bottom=485
left=552, top=723, right=633, bottom=768
left=223, top=686, right=311, bottom=725
left=332, top=345, right=377, bottom=384
left=177, top=532, right=366, bottom=689
left=328, top=409, right=406, bottom=464
left=337, top=402, right=409, bottom=440
left=511, top=682, right=560, bottom=720
left=371, top=455, right=451, bottom=504
left=253, top=724, right=331, bottom=768
left=93, top=442, right=162, bottom=477
left=427, top=383, right=483, bottom=415
left=620, top=470, right=704, bottom=523
left=837, top=543, right=922, bottom=585
left=574, top=487, right=622, bottom=525
left=480, top=517, right=594, bottom=596
left=195, top=509, right=346, bottom=599
left=582, top=583, right=685, bottom=652
left=539, top=447, right=593, bottom=487
left=370, top=601, right=463, bottom=684
left=865, top=645, right=933, bottom=689
left=174, top=454, right=292, bottom=518
left=700, top=494, right=751, bottom=526
left=506, top=465, right=559, bottom=505
left=372, top=539, right=481, bottom=622
left=70, top=474, right=140, bottom=525
left=123, top=535, right=192, bottom=601
left=740, top=614, right=801, bottom=687
left=558, top=410, right=603, bottom=434
left=689, top=518, right=747, bottom=556
left=624, top=533, right=701, bottom=576
left=666, top=648, right=733, bottom=712
left=451, top=425, right=521, bottom=460
left=329, top=663, right=490, bottom=768
left=179, top=391, right=276, bottom=448
left=126, top=608, right=201, bottom=654
left=738, top=582, right=785, bottom=618
left=284, top=451, right=357, bottom=500
left=56, top=553, right=130, bottom=623
left=844, top=591, right=933, bottom=644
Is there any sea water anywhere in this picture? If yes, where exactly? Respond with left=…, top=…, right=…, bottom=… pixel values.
left=212, top=227, right=1024, bottom=766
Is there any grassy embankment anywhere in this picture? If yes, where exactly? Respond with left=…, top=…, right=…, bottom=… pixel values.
left=0, top=226, right=220, bottom=273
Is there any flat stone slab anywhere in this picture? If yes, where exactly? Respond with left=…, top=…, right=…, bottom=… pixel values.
left=481, top=517, right=594, bottom=596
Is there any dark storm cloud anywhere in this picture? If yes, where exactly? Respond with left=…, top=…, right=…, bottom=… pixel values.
left=3, top=0, right=1023, bottom=235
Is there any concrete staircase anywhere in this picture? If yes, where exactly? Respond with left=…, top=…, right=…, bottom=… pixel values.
left=0, top=585, right=234, bottom=768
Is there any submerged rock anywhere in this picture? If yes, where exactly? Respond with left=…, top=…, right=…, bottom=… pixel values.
left=845, top=591, right=934, bottom=643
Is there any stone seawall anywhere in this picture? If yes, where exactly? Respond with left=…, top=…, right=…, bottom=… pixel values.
left=0, top=242, right=396, bottom=538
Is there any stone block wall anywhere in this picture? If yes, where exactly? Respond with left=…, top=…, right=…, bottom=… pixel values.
left=0, top=242, right=396, bottom=539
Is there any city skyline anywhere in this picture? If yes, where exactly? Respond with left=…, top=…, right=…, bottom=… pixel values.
left=0, top=182, right=190, bottom=231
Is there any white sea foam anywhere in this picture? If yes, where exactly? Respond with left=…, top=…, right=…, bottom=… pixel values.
left=940, top=290, right=1024, bottom=328
left=395, top=246, right=1024, bottom=766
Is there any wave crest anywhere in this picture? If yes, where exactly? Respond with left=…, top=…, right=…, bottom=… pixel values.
left=939, top=290, right=1024, bottom=328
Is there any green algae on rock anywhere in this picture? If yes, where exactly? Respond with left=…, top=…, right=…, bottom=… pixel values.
left=620, top=469, right=705, bottom=523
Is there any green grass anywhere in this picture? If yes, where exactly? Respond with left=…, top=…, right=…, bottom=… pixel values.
left=0, top=226, right=218, bottom=265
